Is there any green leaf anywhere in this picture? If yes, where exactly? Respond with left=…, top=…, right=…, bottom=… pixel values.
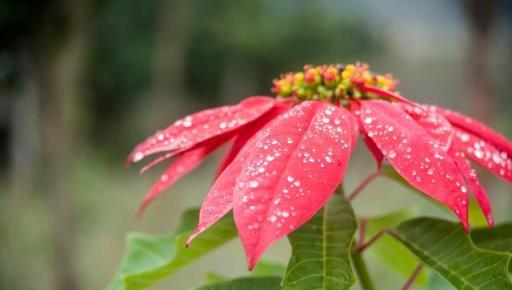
left=472, top=223, right=512, bottom=254
left=427, top=271, right=456, bottom=290
left=472, top=223, right=512, bottom=272
left=106, top=209, right=237, bottom=290
left=365, top=210, right=428, bottom=286
left=282, top=193, right=357, bottom=290
left=389, top=217, right=512, bottom=290
left=188, top=276, right=282, bottom=290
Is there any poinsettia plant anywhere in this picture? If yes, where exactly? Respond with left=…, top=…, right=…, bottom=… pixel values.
left=108, top=63, right=512, bottom=290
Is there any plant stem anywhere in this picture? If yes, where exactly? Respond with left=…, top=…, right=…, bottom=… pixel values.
left=401, top=264, right=423, bottom=290
left=351, top=248, right=375, bottom=290
left=358, top=230, right=388, bottom=252
left=348, top=171, right=380, bottom=201
left=358, top=218, right=368, bottom=248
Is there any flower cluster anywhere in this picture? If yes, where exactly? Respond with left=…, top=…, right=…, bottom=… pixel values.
left=128, top=63, right=512, bottom=269
left=271, top=63, right=398, bottom=102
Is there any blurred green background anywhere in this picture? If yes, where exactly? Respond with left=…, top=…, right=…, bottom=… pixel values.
left=1, top=0, right=511, bottom=289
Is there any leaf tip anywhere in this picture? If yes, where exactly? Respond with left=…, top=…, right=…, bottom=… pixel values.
left=186, top=228, right=204, bottom=247
left=486, top=214, right=495, bottom=228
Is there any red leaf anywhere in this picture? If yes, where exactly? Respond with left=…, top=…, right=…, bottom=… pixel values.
left=452, top=129, right=512, bottom=183
left=128, top=96, right=276, bottom=163
left=187, top=103, right=293, bottom=244
left=358, top=84, right=416, bottom=106
left=449, top=149, right=494, bottom=227
left=232, top=101, right=357, bottom=268
left=138, top=135, right=229, bottom=215
left=187, top=127, right=265, bottom=245
left=435, top=106, right=512, bottom=156
left=216, top=102, right=292, bottom=176
left=399, top=104, right=454, bottom=150
left=350, top=101, right=383, bottom=169
left=360, top=100, right=469, bottom=229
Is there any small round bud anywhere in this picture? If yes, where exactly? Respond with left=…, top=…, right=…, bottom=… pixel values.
left=323, top=66, right=340, bottom=87
left=304, top=67, right=321, bottom=85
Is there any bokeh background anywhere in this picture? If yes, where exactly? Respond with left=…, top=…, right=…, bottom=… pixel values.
left=1, top=0, right=511, bottom=289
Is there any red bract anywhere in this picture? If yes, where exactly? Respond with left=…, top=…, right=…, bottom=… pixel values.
left=129, top=63, right=512, bottom=268
left=232, top=101, right=356, bottom=268
left=128, top=96, right=277, bottom=164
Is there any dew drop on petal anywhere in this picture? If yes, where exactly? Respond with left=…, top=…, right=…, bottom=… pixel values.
left=183, top=119, right=192, bottom=127
left=492, top=153, right=501, bottom=164
left=133, top=152, right=144, bottom=162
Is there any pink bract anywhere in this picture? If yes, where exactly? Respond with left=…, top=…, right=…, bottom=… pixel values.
left=128, top=65, right=512, bottom=268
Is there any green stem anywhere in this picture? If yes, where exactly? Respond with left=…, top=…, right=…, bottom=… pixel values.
left=351, top=248, right=375, bottom=290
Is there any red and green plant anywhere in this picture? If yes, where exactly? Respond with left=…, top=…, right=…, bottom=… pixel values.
left=108, top=63, right=512, bottom=290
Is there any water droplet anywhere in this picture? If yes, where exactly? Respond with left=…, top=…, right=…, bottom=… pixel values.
left=388, top=151, right=396, bottom=159
left=183, top=119, right=192, bottom=127
left=287, top=176, right=294, bottom=182
left=460, top=134, right=469, bottom=142
left=269, top=215, right=277, bottom=222
left=492, top=154, right=501, bottom=164
left=461, top=186, right=467, bottom=193
left=293, top=180, right=301, bottom=186
left=364, top=117, right=373, bottom=124
left=266, top=155, right=275, bottom=161
left=133, top=152, right=144, bottom=162
left=474, top=150, right=484, bottom=159
left=249, top=181, right=259, bottom=188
